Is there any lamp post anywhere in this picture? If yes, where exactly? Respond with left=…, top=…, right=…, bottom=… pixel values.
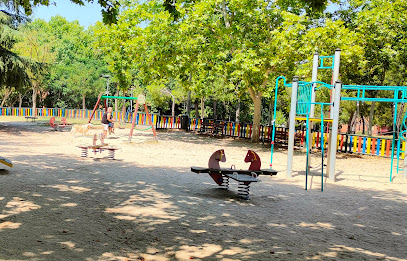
left=161, top=88, right=175, bottom=117
left=100, top=74, right=110, bottom=107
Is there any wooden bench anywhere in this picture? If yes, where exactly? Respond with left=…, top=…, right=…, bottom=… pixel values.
left=25, top=116, right=38, bottom=122
left=191, top=167, right=277, bottom=199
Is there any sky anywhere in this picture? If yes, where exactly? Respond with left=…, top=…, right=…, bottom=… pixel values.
left=31, top=0, right=103, bottom=28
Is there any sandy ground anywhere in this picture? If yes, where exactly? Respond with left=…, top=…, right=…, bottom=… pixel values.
left=0, top=118, right=407, bottom=261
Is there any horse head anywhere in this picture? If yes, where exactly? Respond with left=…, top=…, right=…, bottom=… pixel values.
left=244, top=150, right=261, bottom=171
left=208, top=149, right=226, bottom=169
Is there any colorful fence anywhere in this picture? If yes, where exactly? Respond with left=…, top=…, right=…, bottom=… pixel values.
left=0, top=107, right=160, bottom=126
left=1, top=107, right=401, bottom=158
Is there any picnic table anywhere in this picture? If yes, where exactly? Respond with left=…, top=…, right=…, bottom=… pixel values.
left=199, top=122, right=225, bottom=136
left=25, top=116, right=38, bottom=122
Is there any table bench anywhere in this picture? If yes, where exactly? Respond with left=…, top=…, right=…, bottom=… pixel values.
left=199, top=122, right=225, bottom=136
left=25, top=116, right=38, bottom=122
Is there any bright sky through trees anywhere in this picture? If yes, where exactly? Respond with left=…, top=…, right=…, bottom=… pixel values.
left=31, top=0, right=102, bottom=28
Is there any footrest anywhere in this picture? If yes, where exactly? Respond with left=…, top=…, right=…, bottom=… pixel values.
left=224, top=173, right=259, bottom=182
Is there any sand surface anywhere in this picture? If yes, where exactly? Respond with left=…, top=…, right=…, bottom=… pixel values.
left=0, top=119, right=407, bottom=261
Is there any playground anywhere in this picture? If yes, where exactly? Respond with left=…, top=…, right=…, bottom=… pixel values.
left=1, top=117, right=407, bottom=260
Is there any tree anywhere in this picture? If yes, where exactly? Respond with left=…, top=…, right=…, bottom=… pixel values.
left=0, top=11, right=32, bottom=93
left=14, top=22, right=55, bottom=113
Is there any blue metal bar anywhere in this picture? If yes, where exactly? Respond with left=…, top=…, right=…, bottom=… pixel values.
left=342, top=97, right=407, bottom=103
left=390, top=90, right=399, bottom=182
left=397, top=139, right=401, bottom=174
left=305, top=110, right=310, bottom=190
left=319, top=55, right=335, bottom=70
left=270, top=76, right=287, bottom=168
left=320, top=107, right=325, bottom=192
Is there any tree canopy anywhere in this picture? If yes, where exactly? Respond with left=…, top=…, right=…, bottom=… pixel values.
left=2, top=0, right=407, bottom=141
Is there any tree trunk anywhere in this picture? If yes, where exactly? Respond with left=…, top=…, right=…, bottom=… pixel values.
left=121, top=104, right=126, bottom=122
left=0, top=88, right=11, bottom=107
left=213, top=99, right=217, bottom=120
left=186, top=90, right=191, bottom=117
left=348, top=111, right=356, bottom=134
left=248, top=86, right=262, bottom=142
left=235, top=98, right=240, bottom=123
left=32, top=85, right=37, bottom=116
left=368, top=101, right=375, bottom=136
left=200, top=97, right=204, bottom=120
left=195, top=100, right=199, bottom=121
left=268, top=97, right=273, bottom=126
left=396, top=103, right=405, bottom=133
left=171, top=95, right=175, bottom=117
left=19, top=93, right=23, bottom=109
left=82, top=93, right=86, bottom=110
left=115, top=89, right=119, bottom=112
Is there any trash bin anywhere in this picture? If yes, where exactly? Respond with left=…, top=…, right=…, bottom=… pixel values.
left=181, top=115, right=189, bottom=131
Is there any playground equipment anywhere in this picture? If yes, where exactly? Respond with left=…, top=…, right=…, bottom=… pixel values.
left=0, top=156, right=12, bottom=168
left=49, top=117, right=71, bottom=131
left=87, top=93, right=157, bottom=142
left=397, top=113, right=407, bottom=179
left=270, top=49, right=341, bottom=191
left=77, top=134, right=120, bottom=160
left=271, top=49, right=407, bottom=187
left=191, top=150, right=278, bottom=199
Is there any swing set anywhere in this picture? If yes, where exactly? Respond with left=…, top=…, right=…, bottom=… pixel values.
left=87, top=93, right=157, bottom=142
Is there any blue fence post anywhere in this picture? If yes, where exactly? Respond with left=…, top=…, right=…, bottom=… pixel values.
left=362, top=137, right=367, bottom=154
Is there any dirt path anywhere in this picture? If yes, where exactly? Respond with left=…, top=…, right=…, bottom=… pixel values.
left=0, top=120, right=406, bottom=260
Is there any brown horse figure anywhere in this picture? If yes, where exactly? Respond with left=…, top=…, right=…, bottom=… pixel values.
left=208, top=149, right=226, bottom=185
left=244, top=150, right=261, bottom=171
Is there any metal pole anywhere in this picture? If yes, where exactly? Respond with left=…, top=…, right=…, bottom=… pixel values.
left=320, top=108, right=324, bottom=191
left=128, top=100, right=139, bottom=142
left=310, top=52, right=319, bottom=117
left=327, top=49, right=341, bottom=173
left=88, top=93, right=103, bottom=124
left=328, top=80, right=342, bottom=181
left=331, top=48, right=341, bottom=118
left=403, top=154, right=407, bottom=179
left=270, top=76, right=286, bottom=168
left=390, top=91, right=398, bottom=182
left=305, top=109, right=310, bottom=190
left=307, top=53, right=319, bottom=172
left=287, top=76, right=299, bottom=178
left=144, top=104, right=158, bottom=141
left=106, top=78, right=110, bottom=107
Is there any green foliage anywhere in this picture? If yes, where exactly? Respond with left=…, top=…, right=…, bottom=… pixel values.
left=0, top=11, right=32, bottom=89
left=4, top=0, right=407, bottom=138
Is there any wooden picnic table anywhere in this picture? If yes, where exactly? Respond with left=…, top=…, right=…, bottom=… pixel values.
left=199, top=122, right=225, bottom=136
left=25, top=116, right=38, bottom=122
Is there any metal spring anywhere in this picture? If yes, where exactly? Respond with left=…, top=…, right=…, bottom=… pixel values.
left=237, top=182, right=250, bottom=199
left=108, top=150, right=115, bottom=160
left=219, top=176, right=229, bottom=189
left=81, top=148, right=88, bottom=157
